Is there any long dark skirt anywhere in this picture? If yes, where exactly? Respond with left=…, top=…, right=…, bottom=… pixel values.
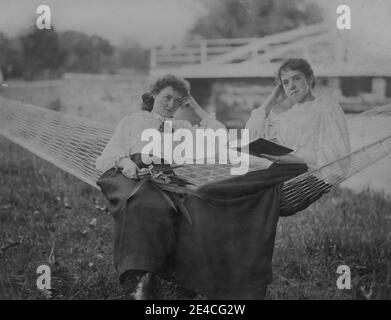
left=97, top=163, right=308, bottom=299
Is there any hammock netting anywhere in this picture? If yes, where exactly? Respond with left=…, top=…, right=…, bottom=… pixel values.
left=1, top=96, right=391, bottom=214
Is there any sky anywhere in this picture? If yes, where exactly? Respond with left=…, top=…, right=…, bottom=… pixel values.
left=0, top=0, right=207, bottom=47
left=0, top=0, right=390, bottom=57
left=312, top=0, right=391, bottom=60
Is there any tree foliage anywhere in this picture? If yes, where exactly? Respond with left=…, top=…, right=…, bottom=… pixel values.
left=117, top=37, right=149, bottom=71
left=189, top=0, right=323, bottom=39
left=0, top=32, right=24, bottom=78
left=0, top=28, right=131, bottom=79
left=59, top=31, right=114, bottom=73
left=20, top=27, right=66, bottom=79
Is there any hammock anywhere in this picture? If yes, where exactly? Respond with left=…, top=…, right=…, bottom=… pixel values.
left=1, top=96, right=391, bottom=215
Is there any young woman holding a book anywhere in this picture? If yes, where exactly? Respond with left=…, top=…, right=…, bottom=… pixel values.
left=245, top=58, right=350, bottom=169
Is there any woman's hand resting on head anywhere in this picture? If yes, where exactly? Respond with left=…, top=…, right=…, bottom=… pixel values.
left=270, top=84, right=287, bottom=104
left=182, top=95, right=209, bottom=119
left=264, top=84, right=288, bottom=117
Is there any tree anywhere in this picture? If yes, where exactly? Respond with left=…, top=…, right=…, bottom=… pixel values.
left=59, top=31, right=114, bottom=73
left=0, top=32, right=10, bottom=77
left=1, top=28, right=119, bottom=79
left=117, top=37, right=149, bottom=71
left=20, top=27, right=66, bottom=79
left=0, top=32, right=24, bottom=79
left=189, top=0, right=323, bottom=39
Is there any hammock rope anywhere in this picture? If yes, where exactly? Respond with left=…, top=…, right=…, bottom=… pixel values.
left=1, top=96, right=391, bottom=214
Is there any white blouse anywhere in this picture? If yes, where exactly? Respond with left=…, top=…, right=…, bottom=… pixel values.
left=95, top=110, right=226, bottom=172
left=245, top=95, right=351, bottom=168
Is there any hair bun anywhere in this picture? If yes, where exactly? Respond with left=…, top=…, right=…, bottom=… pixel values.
left=142, top=92, right=153, bottom=102
left=141, top=92, right=154, bottom=112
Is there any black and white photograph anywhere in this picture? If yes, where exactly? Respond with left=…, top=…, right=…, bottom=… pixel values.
left=0, top=0, right=390, bottom=302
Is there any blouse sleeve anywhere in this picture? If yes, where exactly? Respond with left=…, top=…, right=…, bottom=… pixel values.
left=316, top=100, right=351, bottom=168
left=95, top=116, right=134, bottom=172
left=245, top=105, right=268, bottom=142
left=294, top=98, right=351, bottom=169
left=171, top=114, right=227, bottom=163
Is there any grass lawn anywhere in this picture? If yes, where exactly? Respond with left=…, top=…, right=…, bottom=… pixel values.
left=1, top=135, right=390, bottom=299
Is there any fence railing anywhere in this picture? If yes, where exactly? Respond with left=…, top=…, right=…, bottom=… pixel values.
left=150, top=38, right=258, bottom=68
left=150, top=24, right=326, bottom=69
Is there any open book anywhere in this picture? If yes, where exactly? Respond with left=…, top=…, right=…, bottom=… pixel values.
left=237, top=137, right=293, bottom=157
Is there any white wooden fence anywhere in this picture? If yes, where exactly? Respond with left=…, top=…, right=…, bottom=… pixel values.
left=150, top=24, right=326, bottom=69
left=150, top=38, right=260, bottom=68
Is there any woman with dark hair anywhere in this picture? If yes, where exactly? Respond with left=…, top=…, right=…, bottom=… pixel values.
left=246, top=58, right=350, bottom=169
left=96, top=74, right=225, bottom=178
left=95, top=74, right=226, bottom=299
